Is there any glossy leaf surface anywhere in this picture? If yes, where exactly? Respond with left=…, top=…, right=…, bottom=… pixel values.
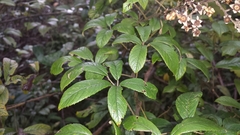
left=60, top=64, right=84, bottom=91
left=69, top=47, right=93, bottom=61
left=59, top=79, right=111, bottom=110
left=171, top=117, right=223, bottom=135
left=151, top=41, right=179, bottom=79
left=187, top=58, right=210, bottom=80
left=23, top=124, right=51, bottom=135
left=112, top=34, right=142, bottom=45
left=176, top=92, right=203, bottom=119
left=108, top=86, right=127, bottom=126
left=105, top=60, right=123, bottom=80
left=96, top=29, right=113, bottom=48
left=56, top=124, right=91, bottom=135
left=215, top=96, right=240, bottom=109
left=51, top=56, right=80, bottom=75
left=120, top=78, right=158, bottom=99
left=123, top=116, right=161, bottom=135
left=129, top=45, right=147, bottom=73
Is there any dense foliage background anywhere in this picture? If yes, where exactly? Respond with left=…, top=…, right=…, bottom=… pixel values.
left=1, top=0, right=240, bottom=134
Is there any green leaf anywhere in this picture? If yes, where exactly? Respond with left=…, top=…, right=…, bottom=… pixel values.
left=69, top=47, right=93, bottom=61
left=0, top=85, right=9, bottom=105
left=24, top=22, right=38, bottom=29
left=135, top=26, right=151, bottom=42
left=123, top=116, right=161, bottom=135
left=212, top=21, right=229, bottom=37
left=120, top=78, right=157, bottom=99
left=3, top=36, right=16, bottom=47
left=186, top=58, right=210, bottom=80
left=163, top=84, right=177, bottom=93
left=152, top=36, right=181, bottom=49
left=55, top=124, right=92, bottom=135
left=76, top=107, right=93, bottom=118
left=175, top=58, right=187, bottom=80
left=60, top=64, right=84, bottom=91
left=88, top=0, right=107, bottom=19
left=195, top=43, right=213, bottom=61
left=23, top=124, right=51, bottom=135
left=108, top=86, right=127, bottom=126
left=105, top=60, right=123, bottom=80
left=85, top=71, right=104, bottom=80
left=83, top=17, right=107, bottom=32
left=223, top=118, right=240, bottom=131
left=122, top=1, right=134, bottom=13
left=126, top=10, right=139, bottom=20
left=59, top=79, right=111, bottom=110
left=220, top=41, right=240, bottom=56
left=105, top=13, right=117, bottom=27
left=161, top=23, right=176, bottom=38
left=0, top=0, right=15, bottom=6
left=234, top=79, right=240, bottom=96
left=112, top=121, right=122, bottom=135
left=51, top=56, right=80, bottom=75
left=216, top=85, right=231, bottom=97
left=144, top=82, right=158, bottom=100
left=151, top=52, right=162, bottom=64
left=112, top=34, right=142, bottom=45
left=3, top=58, right=18, bottom=81
left=38, top=25, right=50, bottom=36
left=176, top=92, right=203, bottom=119
left=215, top=96, right=240, bottom=109
left=96, top=29, right=113, bottom=48
left=0, top=104, right=8, bottom=117
left=4, top=28, right=22, bottom=37
left=11, top=75, right=23, bottom=84
left=129, top=45, right=147, bottom=73
left=82, top=62, right=108, bottom=76
left=151, top=41, right=179, bottom=79
left=171, top=117, right=223, bottom=135
left=216, top=57, right=240, bottom=70
left=149, top=18, right=161, bottom=32
left=95, top=47, right=119, bottom=63
left=68, top=58, right=82, bottom=67
left=112, top=18, right=136, bottom=35
left=168, top=26, right=176, bottom=38
left=86, top=111, right=108, bottom=129
left=138, top=0, right=148, bottom=9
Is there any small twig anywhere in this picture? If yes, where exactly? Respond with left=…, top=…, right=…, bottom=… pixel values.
left=93, top=119, right=110, bottom=135
left=126, top=101, right=135, bottom=115
left=121, top=74, right=133, bottom=78
left=6, top=92, right=61, bottom=110
left=214, top=0, right=239, bottom=29
left=133, top=3, right=147, bottom=20
left=144, top=63, right=155, bottom=82
left=212, top=60, right=224, bottom=86
left=153, top=74, right=168, bottom=85
left=212, top=88, right=219, bottom=98
left=106, top=75, right=115, bottom=85
left=61, top=109, right=65, bottom=126
left=140, top=106, right=147, bottom=119
left=155, top=0, right=166, bottom=10
left=158, top=105, right=172, bottom=118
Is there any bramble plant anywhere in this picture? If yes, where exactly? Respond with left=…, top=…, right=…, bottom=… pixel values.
left=51, top=0, right=240, bottom=134
left=1, top=0, right=240, bottom=134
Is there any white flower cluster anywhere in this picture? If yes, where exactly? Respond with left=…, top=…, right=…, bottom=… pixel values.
left=165, top=0, right=240, bottom=36
left=165, top=0, right=215, bottom=37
